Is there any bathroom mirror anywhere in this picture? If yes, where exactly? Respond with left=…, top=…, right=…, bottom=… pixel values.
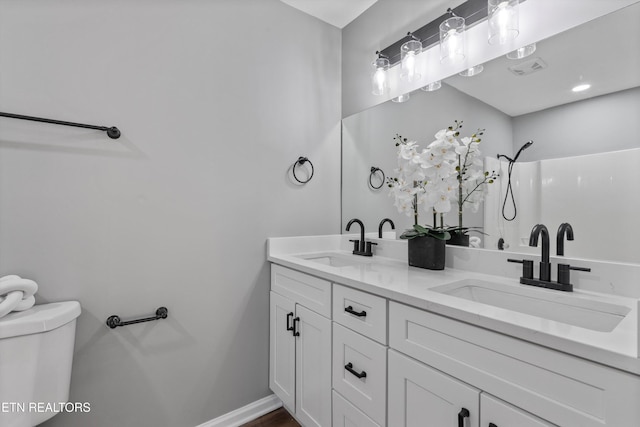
left=342, top=3, right=640, bottom=264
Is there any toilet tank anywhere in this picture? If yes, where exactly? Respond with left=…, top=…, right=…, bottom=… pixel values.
left=0, top=301, right=81, bottom=427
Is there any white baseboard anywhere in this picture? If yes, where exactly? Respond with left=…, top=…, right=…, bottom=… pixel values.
left=195, top=394, right=283, bottom=427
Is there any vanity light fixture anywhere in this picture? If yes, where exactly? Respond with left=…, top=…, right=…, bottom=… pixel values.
left=421, top=81, right=442, bottom=91
left=440, top=8, right=466, bottom=64
left=370, top=0, right=528, bottom=97
left=371, top=52, right=390, bottom=96
left=572, top=83, right=591, bottom=92
left=400, top=32, right=423, bottom=82
left=488, top=0, right=519, bottom=45
left=391, top=93, right=411, bottom=103
left=459, top=64, right=484, bottom=77
left=506, top=42, right=536, bottom=59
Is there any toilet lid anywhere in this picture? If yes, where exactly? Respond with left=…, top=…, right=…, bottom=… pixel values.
left=0, top=301, right=81, bottom=339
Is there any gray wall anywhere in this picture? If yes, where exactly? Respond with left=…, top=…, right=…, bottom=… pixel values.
left=342, top=84, right=512, bottom=236
left=513, top=87, right=640, bottom=160
left=342, top=0, right=463, bottom=118
left=0, top=1, right=341, bottom=427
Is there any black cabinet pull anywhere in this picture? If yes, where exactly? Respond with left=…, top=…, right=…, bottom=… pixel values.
left=286, top=312, right=294, bottom=331
left=345, top=305, right=367, bottom=317
left=292, top=317, right=300, bottom=336
left=458, top=408, right=470, bottom=427
left=489, top=423, right=498, bottom=427
left=345, top=362, right=367, bottom=379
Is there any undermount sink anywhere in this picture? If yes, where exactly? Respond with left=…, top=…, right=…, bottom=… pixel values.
left=431, top=279, right=631, bottom=332
left=297, top=253, right=369, bottom=268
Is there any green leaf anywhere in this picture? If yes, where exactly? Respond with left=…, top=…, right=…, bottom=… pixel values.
left=414, top=224, right=429, bottom=234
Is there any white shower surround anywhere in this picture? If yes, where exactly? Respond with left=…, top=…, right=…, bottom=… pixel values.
left=485, top=148, right=640, bottom=264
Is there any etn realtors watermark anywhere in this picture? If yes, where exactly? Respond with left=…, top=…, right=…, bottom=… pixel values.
left=1, top=401, right=91, bottom=413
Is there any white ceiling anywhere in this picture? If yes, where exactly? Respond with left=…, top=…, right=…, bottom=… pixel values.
left=444, top=2, right=640, bottom=116
left=279, top=0, right=379, bottom=28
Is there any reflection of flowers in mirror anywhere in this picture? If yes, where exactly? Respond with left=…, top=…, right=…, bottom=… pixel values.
left=448, top=121, right=499, bottom=231
left=386, top=121, right=499, bottom=236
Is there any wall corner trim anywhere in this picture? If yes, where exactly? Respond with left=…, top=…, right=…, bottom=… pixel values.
left=195, top=394, right=283, bottom=427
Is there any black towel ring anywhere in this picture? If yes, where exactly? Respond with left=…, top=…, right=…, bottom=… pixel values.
left=369, top=167, right=385, bottom=189
left=292, top=157, right=314, bottom=184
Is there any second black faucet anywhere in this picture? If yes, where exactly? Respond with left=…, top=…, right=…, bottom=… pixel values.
left=346, top=218, right=376, bottom=256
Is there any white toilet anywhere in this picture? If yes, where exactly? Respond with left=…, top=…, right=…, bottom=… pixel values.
left=0, top=301, right=81, bottom=427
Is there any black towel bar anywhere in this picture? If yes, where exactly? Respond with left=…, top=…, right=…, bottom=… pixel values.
left=0, top=111, right=121, bottom=139
left=106, top=307, right=168, bottom=329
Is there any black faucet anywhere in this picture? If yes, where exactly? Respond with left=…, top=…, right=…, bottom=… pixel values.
left=508, top=223, right=590, bottom=292
left=378, top=218, right=395, bottom=238
left=556, top=223, right=574, bottom=256
left=529, top=224, right=551, bottom=282
left=346, top=218, right=376, bottom=256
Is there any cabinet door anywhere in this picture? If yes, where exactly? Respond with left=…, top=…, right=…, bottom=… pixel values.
left=481, top=394, right=556, bottom=427
left=296, top=304, right=332, bottom=427
left=388, top=349, right=480, bottom=427
left=269, top=291, right=296, bottom=412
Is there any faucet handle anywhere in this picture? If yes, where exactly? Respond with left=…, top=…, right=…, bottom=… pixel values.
left=557, top=263, right=591, bottom=285
left=365, top=241, right=377, bottom=256
left=507, top=258, right=534, bottom=280
left=349, top=239, right=360, bottom=252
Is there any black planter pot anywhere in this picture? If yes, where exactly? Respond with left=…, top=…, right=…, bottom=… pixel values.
left=447, top=232, right=470, bottom=247
left=408, top=235, right=446, bottom=270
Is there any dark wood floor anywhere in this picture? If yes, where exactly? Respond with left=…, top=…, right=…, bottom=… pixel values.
left=241, top=407, right=301, bottom=427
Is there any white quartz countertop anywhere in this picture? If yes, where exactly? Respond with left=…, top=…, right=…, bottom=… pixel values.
left=267, top=234, right=640, bottom=375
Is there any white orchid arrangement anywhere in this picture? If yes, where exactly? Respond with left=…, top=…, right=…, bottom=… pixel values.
left=387, top=121, right=498, bottom=239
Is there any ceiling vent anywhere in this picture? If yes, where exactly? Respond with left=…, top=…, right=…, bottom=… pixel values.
left=508, top=57, right=548, bottom=76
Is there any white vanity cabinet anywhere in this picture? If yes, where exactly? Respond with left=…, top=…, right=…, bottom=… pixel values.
left=268, top=258, right=640, bottom=427
left=269, top=265, right=332, bottom=427
left=332, top=391, right=380, bottom=427
left=332, top=284, right=388, bottom=427
left=388, top=349, right=555, bottom=427
left=480, top=394, right=556, bottom=427
left=389, top=301, right=640, bottom=427
left=388, top=349, right=480, bottom=427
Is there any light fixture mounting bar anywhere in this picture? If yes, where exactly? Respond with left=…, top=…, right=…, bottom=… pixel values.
left=378, top=0, right=526, bottom=66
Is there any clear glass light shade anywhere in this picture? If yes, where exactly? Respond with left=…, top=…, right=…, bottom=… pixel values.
left=371, top=56, right=390, bottom=96
left=400, top=39, right=422, bottom=82
left=488, top=0, right=519, bottom=45
left=440, top=16, right=466, bottom=64
left=506, top=43, right=536, bottom=59
left=459, top=64, right=484, bottom=77
left=392, top=93, right=411, bottom=103
left=421, top=81, right=442, bottom=92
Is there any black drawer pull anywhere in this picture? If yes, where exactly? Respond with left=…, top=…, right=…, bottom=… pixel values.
left=292, top=317, right=300, bottom=336
left=345, top=305, right=367, bottom=317
left=458, top=408, right=470, bottom=427
left=286, top=312, right=294, bottom=331
left=345, top=362, right=367, bottom=379
left=489, top=423, right=498, bottom=427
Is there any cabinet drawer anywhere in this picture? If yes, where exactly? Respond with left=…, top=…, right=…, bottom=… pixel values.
left=271, top=264, right=331, bottom=317
left=333, top=284, right=387, bottom=344
left=389, top=301, right=640, bottom=427
left=332, top=323, right=387, bottom=426
left=333, top=391, right=381, bottom=427
left=481, top=394, right=556, bottom=427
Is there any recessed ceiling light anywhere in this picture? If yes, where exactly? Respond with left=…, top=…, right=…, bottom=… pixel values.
left=572, top=83, right=591, bottom=92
